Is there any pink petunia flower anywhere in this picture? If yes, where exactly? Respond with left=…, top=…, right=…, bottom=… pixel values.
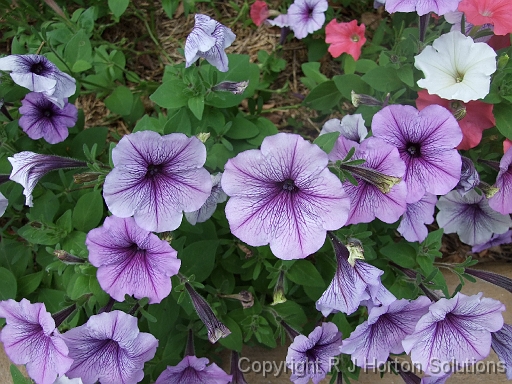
left=250, top=0, right=269, bottom=26
left=325, top=19, right=366, bottom=60
left=458, top=0, right=512, bottom=36
left=504, top=139, right=512, bottom=153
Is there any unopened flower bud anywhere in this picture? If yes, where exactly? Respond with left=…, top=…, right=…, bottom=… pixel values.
left=346, top=238, right=365, bottom=267
left=271, top=270, right=287, bottom=305
left=341, top=163, right=402, bottom=193
left=478, top=181, right=499, bottom=198
left=498, top=54, right=509, bottom=70
left=73, top=172, right=101, bottom=184
left=196, top=132, right=210, bottom=143
left=456, top=156, right=480, bottom=195
left=351, top=91, right=382, bottom=108
left=212, top=80, right=249, bottom=95
left=54, top=250, right=86, bottom=264
left=453, top=105, right=467, bottom=121
left=219, top=290, right=254, bottom=309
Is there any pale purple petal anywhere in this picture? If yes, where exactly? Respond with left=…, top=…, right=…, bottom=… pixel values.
left=63, top=310, right=158, bottom=384
left=185, top=173, right=227, bottom=225
left=86, top=216, right=181, bottom=304
left=397, top=193, right=437, bottom=243
left=288, top=0, right=328, bottom=39
left=421, top=374, right=452, bottom=384
left=267, top=14, right=290, bottom=27
left=222, top=133, right=350, bottom=260
left=0, top=299, right=73, bottom=384
left=436, top=190, right=512, bottom=246
left=103, top=131, right=212, bottom=233
left=455, top=156, right=480, bottom=196
left=472, top=230, right=512, bottom=253
left=385, top=0, right=460, bottom=15
left=53, top=376, right=84, bottom=384
left=489, top=147, right=512, bottom=214
left=492, top=323, right=512, bottom=380
left=156, top=355, right=232, bottom=384
left=320, top=114, right=367, bottom=143
left=0, top=192, right=7, bottom=216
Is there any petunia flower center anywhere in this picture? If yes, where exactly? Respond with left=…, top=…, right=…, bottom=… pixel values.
left=31, top=62, right=46, bottom=75
left=281, top=178, right=298, bottom=192
left=351, top=34, right=360, bottom=42
left=406, top=143, right=421, bottom=158
left=146, top=163, right=163, bottom=178
left=42, top=109, right=53, bottom=118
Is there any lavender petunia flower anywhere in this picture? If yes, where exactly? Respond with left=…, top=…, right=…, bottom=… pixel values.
left=329, top=136, right=407, bottom=225
left=455, top=156, right=480, bottom=195
left=8, top=152, right=87, bottom=206
left=372, top=104, right=462, bottom=203
left=340, top=297, right=431, bottom=368
left=316, top=234, right=395, bottom=316
left=489, top=147, right=512, bottom=214
left=0, top=299, right=73, bottom=384
left=53, top=376, right=83, bottom=384
left=402, top=292, right=505, bottom=376
left=0, top=54, right=76, bottom=108
left=19, top=92, right=77, bottom=144
left=155, top=355, right=232, bottom=384
left=436, top=189, right=512, bottom=246
left=62, top=310, right=158, bottom=384
left=491, top=323, right=512, bottom=380
left=103, top=131, right=212, bottom=233
left=286, top=322, right=342, bottom=384
left=86, top=215, right=181, bottom=304
left=472, top=230, right=512, bottom=253
left=267, top=14, right=290, bottom=27
left=397, top=193, right=437, bottom=243
left=385, top=0, right=460, bottom=15
left=222, top=133, right=350, bottom=260
left=185, top=14, right=236, bottom=72
left=185, top=173, right=227, bottom=225
left=320, top=114, right=367, bottom=157
left=287, top=0, right=328, bottom=39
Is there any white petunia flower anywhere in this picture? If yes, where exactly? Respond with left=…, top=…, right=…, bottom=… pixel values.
left=414, top=31, right=497, bottom=103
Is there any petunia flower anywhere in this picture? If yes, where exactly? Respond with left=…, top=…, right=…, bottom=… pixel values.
left=155, top=355, right=232, bottom=384
left=185, top=173, right=227, bottom=225
left=287, top=0, right=328, bottom=39
left=325, top=19, right=366, bottom=60
left=316, top=233, right=395, bottom=316
left=250, top=0, right=269, bottom=26
left=18, top=92, right=77, bottom=144
left=320, top=114, right=367, bottom=156
left=437, top=189, right=512, bottom=246
left=414, top=31, right=497, bottom=103
left=286, top=322, right=342, bottom=384
left=458, top=0, right=512, bottom=36
left=62, top=310, right=158, bottom=384
left=491, top=323, right=512, bottom=379
left=185, top=14, right=236, bottom=72
left=397, top=193, right=437, bottom=243
left=372, top=104, right=462, bottom=203
left=229, top=351, right=249, bottom=384
left=222, top=132, right=350, bottom=260
left=86, top=215, right=181, bottom=304
left=402, top=292, right=505, bottom=376
left=340, top=297, right=431, bottom=368
left=103, top=131, right=212, bottom=233
left=416, top=90, right=495, bottom=150
left=53, top=376, right=83, bottom=384
left=454, top=156, right=480, bottom=195
left=267, top=14, right=290, bottom=27
left=505, top=139, right=512, bottom=154
left=0, top=299, right=73, bottom=384
left=472, top=230, right=512, bottom=253
left=0, top=54, right=76, bottom=108
left=385, top=0, right=460, bottom=15
left=8, top=152, right=87, bottom=206
left=0, top=174, right=8, bottom=217
left=489, top=146, right=512, bottom=215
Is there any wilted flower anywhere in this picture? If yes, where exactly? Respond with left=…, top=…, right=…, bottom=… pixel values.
left=286, top=322, right=342, bottom=384
left=414, top=31, right=497, bottom=103
left=397, top=193, right=437, bottom=243
left=340, top=297, right=431, bottom=368
left=372, top=104, right=462, bottom=203
left=455, top=156, right=480, bottom=194
left=402, top=292, right=505, bottom=376
left=492, top=323, right=512, bottom=379
left=0, top=299, right=73, bottom=384
left=62, top=310, right=158, bottom=384
left=385, top=0, right=460, bottom=15
left=19, top=92, right=77, bottom=144
left=185, top=14, right=236, bottom=72
left=489, top=146, right=512, bottom=214
left=222, top=133, right=350, bottom=260
left=325, top=19, right=366, bottom=60
left=267, top=14, right=290, bottom=27
left=155, top=355, right=232, bottom=384
left=185, top=173, right=227, bottom=225
left=103, top=131, right=212, bottom=233
left=287, top=0, right=328, bottom=39
left=8, top=152, right=87, bottom=206
left=472, top=230, right=512, bottom=253
left=436, top=190, right=512, bottom=246
left=54, top=250, right=85, bottom=264
left=351, top=91, right=383, bottom=107
left=86, top=215, right=181, bottom=304
left=212, top=80, right=249, bottom=95
left=250, top=0, right=269, bottom=26
left=458, top=0, right=512, bottom=36
left=0, top=54, right=76, bottom=108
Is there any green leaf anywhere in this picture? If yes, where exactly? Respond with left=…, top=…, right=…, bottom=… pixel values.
left=64, top=29, right=92, bottom=66
left=105, top=86, right=134, bottom=115
left=165, top=107, right=192, bottom=135
left=355, top=59, right=378, bottom=74
left=246, top=117, right=278, bottom=146
left=133, top=114, right=164, bottom=134
left=313, top=131, right=340, bottom=154
left=148, top=295, right=180, bottom=342
left=225, top=116, right=259, bottom=140
left=150, top=80, right=189, bottom=109
left=494, top=102, right=512, bottom=139
left=179, top=240, right=219, bottom=282
left=17, top=271, right=43, bottom=297
left=108, top=0, right=130, bottom=18
left=72, top=191, right=104, bottom=231
left=70, top=126, right=109, bottom=159
left=303, top=81, right=342, bottom=110
left=218, top=316, right=243, bottom=352
left=287, top=260, right=325, bottom=288
left=301, top=62, right=328, bottom=85
left=343, top=54, right=356, bottom=75
left=361, top=67, right=403, bottom=92
left=188, top=95, right=205, bottom=120
left=333, top=74, right=373, bottom=99
left=72, top=59, right=92, bottom=73
left=68, top=274, right=92, bottom=300
left=10, top=365, right=31, bottom=384
left=397, top=64, right=415, bottom=87
left=380, top=241, right=417, bottom=268
left=162, top=0, right=179, bottom=19
left=0, top=267, right=17, bottom=300
left=18, top=224, right=63, bottom=245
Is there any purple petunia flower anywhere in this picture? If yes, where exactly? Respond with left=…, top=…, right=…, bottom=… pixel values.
left=8, top=152, right=87, bottom=206
left=62, top=310, right=158, bottom=384
left=155, top=355, right=232, bottom=384
left=222, top=132, right=350, bottom=260
left=436, top=189, right=512, bottom=246
left=402, top=292, right=505, bottom=376
left=185, top=14, right=236, bottom=72
left=185, top=173, right=227, bottom=225
left=372, top=104, right=462, bottom=203
left=340, top=297, right=431, bottom=368
left=491, top=323, right=512, bottom=379
left=19, top=92, right=77, bottom=144
left=86, top=215, right=181, bottom=304
left=287, top=0, right=328, bottom=39
left=472, top=230, right=512, bottom=253
left=0, top=54, right=76, bottom=108
left=455, top=156, right=480, bottom=196
left=397, top=193, right=437, bottom=243
left=286, top=322, right=342, bottom=384
left=0, top=299, right=73, bottom=384
left=385, top=0, right=460, bottom=15
left=103, top=131, right=212, bottom=233
left=329, top=136, right=407, bottom=225
left=267, top=14, right=290, bottom=27
left=489, top=147, right=512, bottom=215
left=316, top=234, right=395, bottom=316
